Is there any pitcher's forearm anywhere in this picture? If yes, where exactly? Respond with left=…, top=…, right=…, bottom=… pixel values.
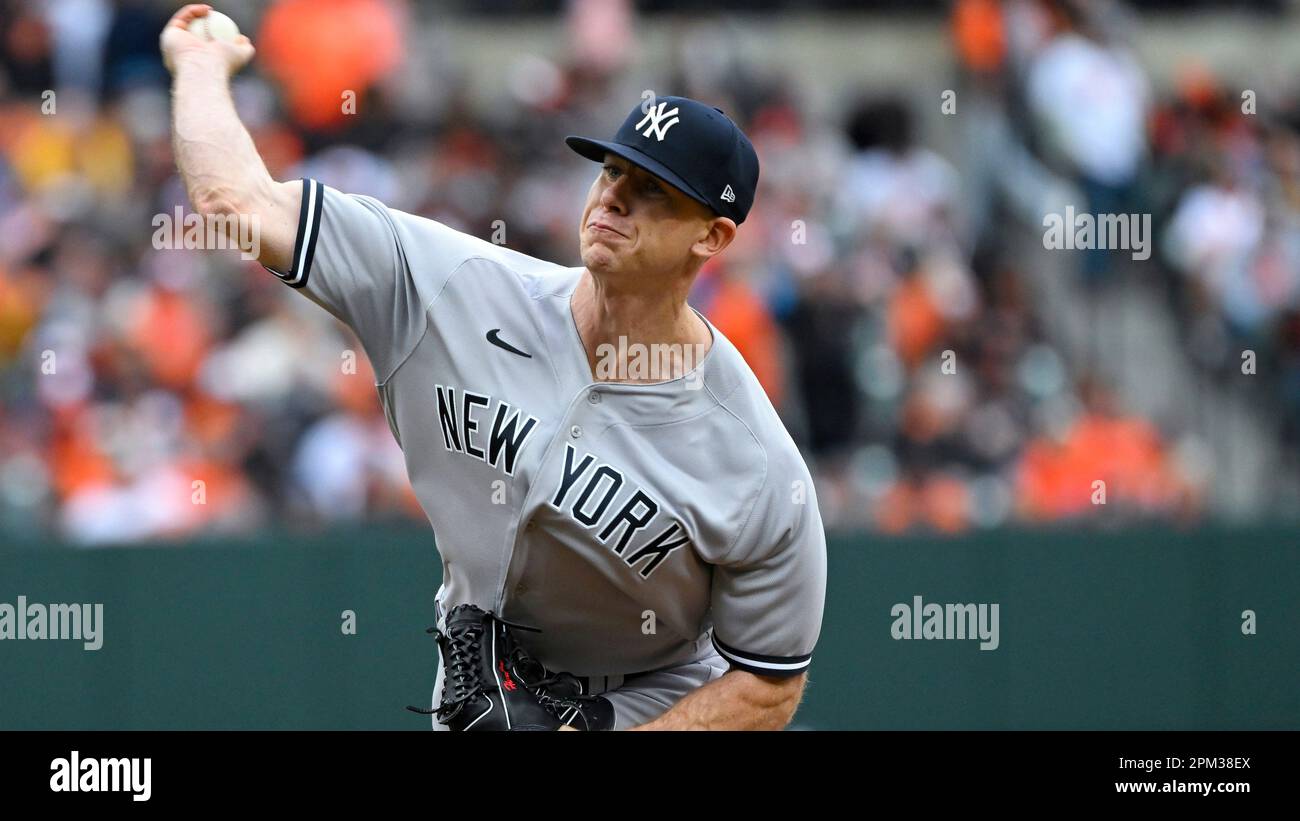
left=630, top=670, right=807, bottom=731
left=163, top=4, right=297, bottom=272
left=170, top=53, right=275, bottom=215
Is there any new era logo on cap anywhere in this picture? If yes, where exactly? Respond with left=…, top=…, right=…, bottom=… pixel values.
left=565, top=95, right=761, bottom=224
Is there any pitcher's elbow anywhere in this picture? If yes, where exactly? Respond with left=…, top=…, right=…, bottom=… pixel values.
left=190, top=185, right=244, bottom=218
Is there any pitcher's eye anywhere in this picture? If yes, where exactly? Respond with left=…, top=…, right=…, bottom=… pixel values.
left=603, top=164, right=622, bottom=180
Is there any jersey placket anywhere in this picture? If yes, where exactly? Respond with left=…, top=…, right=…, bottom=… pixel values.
left=493, top=384, right=609, bottom=614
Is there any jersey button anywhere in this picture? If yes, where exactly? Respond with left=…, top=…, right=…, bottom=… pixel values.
left=587, top=391, right=601, bottom=405
left=514, top=582, right=528, bottom=595
left=570, top=425, right=582, bottom=438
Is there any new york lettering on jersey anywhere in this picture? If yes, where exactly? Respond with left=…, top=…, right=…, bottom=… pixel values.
left=433, top=385, right=539, bottom=477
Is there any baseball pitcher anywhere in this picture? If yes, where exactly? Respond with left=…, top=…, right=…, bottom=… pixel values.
left=162, top=4, right=827, bottom=730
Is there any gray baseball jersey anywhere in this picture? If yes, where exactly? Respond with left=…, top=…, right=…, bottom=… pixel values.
left=266, top=178, right=827, bottom=717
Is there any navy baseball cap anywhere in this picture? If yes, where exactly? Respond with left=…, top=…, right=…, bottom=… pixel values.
left=566, top=95, right=760, bottom=224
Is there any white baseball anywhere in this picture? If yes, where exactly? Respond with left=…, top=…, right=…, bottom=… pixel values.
left=187, top=10, right=240, bottom=43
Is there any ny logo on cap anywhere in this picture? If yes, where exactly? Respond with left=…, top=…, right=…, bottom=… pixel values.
left=635, top=102, right=681, bottom=142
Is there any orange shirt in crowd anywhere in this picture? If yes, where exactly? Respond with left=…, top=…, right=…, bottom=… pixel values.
left=48, top=410, right=115, bottom=498
left=695, top=266, right=784, bottom=407
left=125, top=288, right=212, bottom=390
left=889, top=274, right=946, bottom=369
left=951, top=0, right=1006, bottom=73
left=257, top=0, right=404, bottom=131
left=1016, top=412, right=1180, bottom=520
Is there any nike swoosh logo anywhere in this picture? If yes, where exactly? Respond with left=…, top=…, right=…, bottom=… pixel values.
left=486, top=328, right=532, bottom=358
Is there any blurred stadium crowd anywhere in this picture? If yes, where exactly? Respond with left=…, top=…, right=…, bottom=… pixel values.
left=0, top=0, right=1297, bottom=544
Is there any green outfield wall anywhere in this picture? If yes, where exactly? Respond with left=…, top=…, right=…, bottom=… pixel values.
left=1, top=525, right=1295, bottom=729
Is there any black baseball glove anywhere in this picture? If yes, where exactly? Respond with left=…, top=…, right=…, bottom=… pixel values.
left=407, top=603, right=615, bottom=731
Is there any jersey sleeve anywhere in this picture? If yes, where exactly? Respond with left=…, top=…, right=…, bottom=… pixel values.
left=708, top=455, right=827, bottom=678
left=263, top=178, right=475, bottom=382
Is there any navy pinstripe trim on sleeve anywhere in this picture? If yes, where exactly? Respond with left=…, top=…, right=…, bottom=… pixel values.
left=263, top=178, right=322, bottom=289
left=711, top=633, right=813, bottom=677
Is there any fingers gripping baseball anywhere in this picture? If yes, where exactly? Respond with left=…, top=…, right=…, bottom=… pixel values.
left=160, top=4, right=255, bottom=76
